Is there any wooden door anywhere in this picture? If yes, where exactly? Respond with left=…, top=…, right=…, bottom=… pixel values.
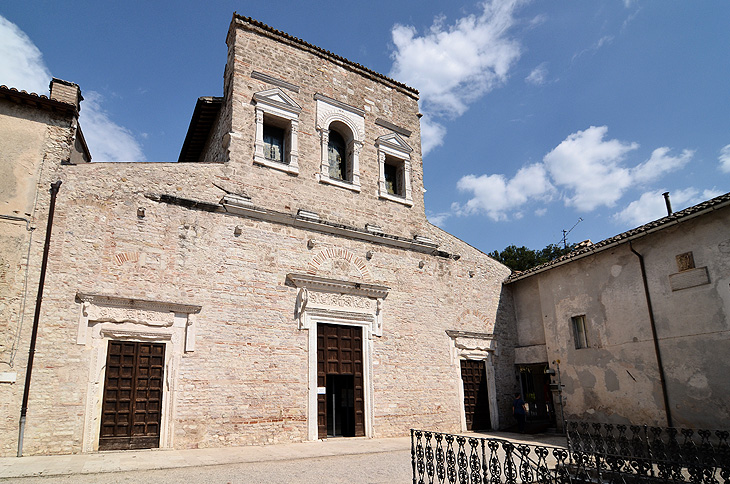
left=317, top=324, right=364, bottom=438
left=99, top=341, right=165, bottom=450
left=461, top=359, right=490, bottom=431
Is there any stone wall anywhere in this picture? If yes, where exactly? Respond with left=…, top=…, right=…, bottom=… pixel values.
left=0, top=15, right=514, bottom=456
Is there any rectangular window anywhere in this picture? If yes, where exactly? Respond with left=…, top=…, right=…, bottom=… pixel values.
left=572, top=315, right=589, bottom=349
left=263, top=124, right=286, bottom=163
left=384, top=156, right=404, bottom=196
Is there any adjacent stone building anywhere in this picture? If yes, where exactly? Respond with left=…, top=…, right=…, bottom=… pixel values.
left=0, top=15, right=514, bottom=456
left=508, top=194, right=730, bottom=431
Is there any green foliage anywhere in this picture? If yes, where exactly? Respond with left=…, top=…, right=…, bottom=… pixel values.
left=488, top=243, right=575, bottom=272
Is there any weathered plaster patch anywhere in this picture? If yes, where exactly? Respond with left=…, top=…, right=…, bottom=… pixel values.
left=610, top=265, right=622, bottom=278
left=604, top=369, right=619, bottom=392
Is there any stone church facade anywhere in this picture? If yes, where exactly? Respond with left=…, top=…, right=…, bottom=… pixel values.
left=0, top=15, right=514, bottom=456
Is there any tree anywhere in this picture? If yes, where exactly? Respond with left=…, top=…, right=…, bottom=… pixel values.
left=489, top=243, right=575, bottom=272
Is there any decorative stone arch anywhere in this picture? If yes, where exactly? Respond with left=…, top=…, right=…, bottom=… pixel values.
left=75, top=292, right=201, bottom=452
left=307, top=247, right=371, bottom=281
left=287, top=273, right=389, bottom=440
left=456, top=309, right=495, bottom=333
left=447, top=330, right=500, bottom=432
left=315, top=94, right=365, bottom=192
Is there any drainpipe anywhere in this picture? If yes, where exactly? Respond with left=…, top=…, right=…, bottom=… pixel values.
left=17, top=181, right=62, bottom=457
left=629, top=240, right=673, bottom=428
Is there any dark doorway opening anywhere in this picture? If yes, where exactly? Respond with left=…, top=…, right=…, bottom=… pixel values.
left=518, top=363, right=556, bottom=432
left=327, top=374, right=355, bottom=437
left=461, top=359, right=491, bottom=431
left=99, top=340, right=165, bottom=450
left=317, top=323, right=364, bottom=439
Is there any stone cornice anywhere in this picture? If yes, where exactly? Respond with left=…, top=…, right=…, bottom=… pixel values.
left=314, top=93, right=366, bottom=117
left=251, top=71, right=300, bottom=93
left=76, top=292, right=201, bottom=314
left=286, top=273, right=389, bottom=299
left=149, top=192, right=448, bottom=256
left=446, top=330, right=495, bottom=340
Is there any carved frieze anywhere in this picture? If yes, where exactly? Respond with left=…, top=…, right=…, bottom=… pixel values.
left=308, top=291, right=374, bottom=310
left=85, top=305, right=173, bottom=327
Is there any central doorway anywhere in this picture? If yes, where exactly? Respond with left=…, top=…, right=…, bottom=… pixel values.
left=317, top=323, right=364, bottom=438
left=99, top=340, right=165, bottom=450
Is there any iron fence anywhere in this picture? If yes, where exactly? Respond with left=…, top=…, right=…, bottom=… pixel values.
left=411, top=428, right=730, bottom=484
left=566, top=421, right=730, bottom=483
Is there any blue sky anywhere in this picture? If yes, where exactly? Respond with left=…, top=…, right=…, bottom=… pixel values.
left=1, top=1, right=729, bottom=254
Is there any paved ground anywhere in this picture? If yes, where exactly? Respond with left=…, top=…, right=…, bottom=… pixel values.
left=0, top=431, right=567, bottom=483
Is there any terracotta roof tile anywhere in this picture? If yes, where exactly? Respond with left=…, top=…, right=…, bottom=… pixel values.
left=505, top=191, right=730, bottom=283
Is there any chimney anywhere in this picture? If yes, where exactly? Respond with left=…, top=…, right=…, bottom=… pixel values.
left=49, top=78, right=83, bottom=111
left=662, top=192, right=673, bottom=216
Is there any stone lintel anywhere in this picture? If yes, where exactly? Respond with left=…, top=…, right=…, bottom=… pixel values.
left=287, top=273, right=389, bottom=299
left=76, top=292, right=201, bottom=314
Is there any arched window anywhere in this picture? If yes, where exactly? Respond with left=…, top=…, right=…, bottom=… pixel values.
left=328, top=130, right=347, bottom=180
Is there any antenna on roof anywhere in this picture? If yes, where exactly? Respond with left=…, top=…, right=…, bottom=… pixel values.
left=559, top=218, right=583, bottom=249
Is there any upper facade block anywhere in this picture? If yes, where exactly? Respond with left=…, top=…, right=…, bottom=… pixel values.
left=224, top=15, right=427, bottom=231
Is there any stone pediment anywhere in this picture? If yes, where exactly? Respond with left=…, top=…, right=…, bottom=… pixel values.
left=253, top=88, right=302, bottom=115
left=376, top=132, right=412, bottom=154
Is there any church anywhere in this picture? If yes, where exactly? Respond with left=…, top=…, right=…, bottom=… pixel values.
left=2, top=13, right=728, bottom=458
left=0, top=14, right=513, bottom=455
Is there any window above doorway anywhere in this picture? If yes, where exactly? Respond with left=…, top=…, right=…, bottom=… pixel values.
left=253, top=88, right=302, bottom=175
left=376, top=133, right=413, bottom=206
left=315, top=94, right=364, bottom=192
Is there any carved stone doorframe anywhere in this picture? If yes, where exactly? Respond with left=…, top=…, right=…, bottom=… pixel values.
left=446, top=330, right=499, bottom=432
left=286, top=274, right=388, bottom=440
left=75, top=293, right=201, bottom=452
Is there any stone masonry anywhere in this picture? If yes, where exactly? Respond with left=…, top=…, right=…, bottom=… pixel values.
left=0, top=14, right=515, bottom=456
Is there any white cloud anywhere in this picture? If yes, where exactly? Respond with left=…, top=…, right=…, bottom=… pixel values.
left=631, top=146, right=693, bottom=184
left=80, top=91, right=146, bottom=161
left=525, top=62, right=548, bottom=85
left=0, top=16, right=51, bottom=94
left=419, top=116, right=448, bottom=155
left=613, top=188, right=724, bottom=227
left=544, top=126, right=637, bottom=211
left=719, top=144, right=730, bottom=173
left=389, top=0, right=524, bottom=155
left=0, top=15, right=144, bottom=161
left=451, top=125, right=698, bottom=221
left=454, top=163, right=554, bottom=220
left=572, top=35, right=614, bottom=63
left=427, top=211, right=451, bottom=227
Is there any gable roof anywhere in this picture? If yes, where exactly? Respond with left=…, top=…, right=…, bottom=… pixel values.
left=232, top=13, right=419, bottom=99
left=505, top=191, right=730, bottom=284
left=0, top=84, right=78, bottom=117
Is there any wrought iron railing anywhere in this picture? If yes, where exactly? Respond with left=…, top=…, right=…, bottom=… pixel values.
left=411, top=427, right=730, bottom=484
left=566, top=421, right=730, bottom=483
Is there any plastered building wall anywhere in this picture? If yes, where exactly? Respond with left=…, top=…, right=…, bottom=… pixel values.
left=0, top=94, right=84, bottom=452
left=0, top=15, right=514, bottom=456
left=509, top=206, right=730, bottom=430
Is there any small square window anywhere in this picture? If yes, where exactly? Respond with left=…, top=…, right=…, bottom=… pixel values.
left=572, top=315, right=589, bottom=349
